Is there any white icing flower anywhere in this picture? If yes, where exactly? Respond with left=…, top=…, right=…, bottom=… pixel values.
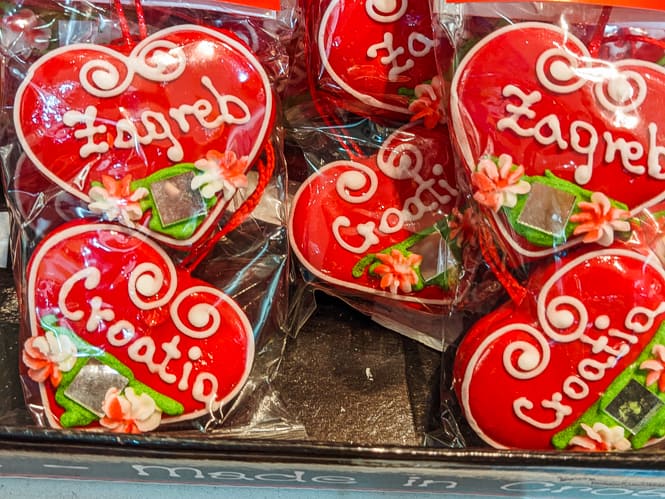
left=568, top=422, right=631, bottom=451
left=22, top=330, right=77, bottom=387
left=88, top=174, right=148, bottom=227
left=192, top=150, right=249, bottom=200
left=570, top=192, right=631, bottom=246
left=471, top=154, right=531, bottom=212
left=100, top=387, right=162, bottom=434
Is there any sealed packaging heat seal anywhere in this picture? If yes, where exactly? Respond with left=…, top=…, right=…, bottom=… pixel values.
left=0, top=0, right=301, bottom=437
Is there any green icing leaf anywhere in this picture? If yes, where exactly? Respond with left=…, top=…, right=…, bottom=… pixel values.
left=40, top=316, right=184, bottom=428
left=503, top=170, right=629, bottom=248
left=352, top=218, right=460, bottom=292
left=132, top=164, right=217, bottom=240
left=552, top=321, right=665, bottom=450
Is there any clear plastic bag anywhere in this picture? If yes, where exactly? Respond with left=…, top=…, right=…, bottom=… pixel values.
left=284, top=0, right=485, bottom=350
left=0, top=0, right=298, bottom=436
left=436, top=1, right=665, bottom=451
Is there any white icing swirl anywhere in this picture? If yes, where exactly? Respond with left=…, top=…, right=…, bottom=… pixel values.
left=594, top=69, right=646, bottom=113
left=365, top=0, right=408, bottom=23
left=170, top=286, right=225, bottom=340
left=535, top=47, right=586, bottom=94
left=335, top=163, right=378, bottom=204
left=501, top=326, right=551, bottom=380
left=79, top=59, right=133, bottom=98
left=78, top=40, right=186, bottom=98
left=128, top=262, right=177, bottom=310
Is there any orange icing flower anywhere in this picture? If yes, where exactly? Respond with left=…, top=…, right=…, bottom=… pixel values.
left=88, top=174, right=148, bottom=226
left=100, top=387, right=162, bottom=434
left=373, top=249, right=422, bottom=294
left=471, top=154, right=531, bottom=212
left=640, top=344, right=665, bottom=392
left=448, top=207, right=478, bottom=247
left=569, top=192, right=630, bottom=246
left=192, top=150, right=249, bottom=200
left=22, top=331, right=77, bottom=387
left=568, top=423, right=631, bottom=452
left=408, top=75, right=446, bottom=129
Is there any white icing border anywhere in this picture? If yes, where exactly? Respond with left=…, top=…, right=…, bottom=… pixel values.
left=288, top=123, right=454, bottom=306
left=26, top=222, right=255, bottom=429
left=318, top=0, right=411, bottom=115
left=450, top=22, right=665, bottom=259
left=14, top=24, right=274, bottom=248
left=459, top=248, right=665, bottom=449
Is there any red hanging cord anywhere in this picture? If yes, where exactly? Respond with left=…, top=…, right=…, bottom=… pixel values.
left=181, top=141, right=277, bottom=273
left=112, top=0, right=148, bottom=47
left=588, top=6, right=613, bottom=58
left=133, top=0, right=148, bottom=40
left=478, top=224, right=526, bottom=305
left=112, top=0, right=134, bottom=47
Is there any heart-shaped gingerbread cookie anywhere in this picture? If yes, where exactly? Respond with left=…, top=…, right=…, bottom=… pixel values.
left=22, top=221, right=254, bottom=432
left=289, top=123, right=464, bottom=307
left=450, top=22, right=665, bottom=260
left=14, top=25, right=274, bottom=247
left=315, top=0, right=442, bottom=119
left=453, top=246, right=665, bottom=450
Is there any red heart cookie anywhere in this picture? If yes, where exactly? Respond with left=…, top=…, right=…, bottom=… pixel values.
left=450, top=22, right=665, bottom=260
left=14, top=25, right=274, bottom=248
left=315, top=0, right=443, bottom=119
left=453, top=247, right=665, bottom=450
left=289, top=123, right=463, bottom=307
left=22, top=221, right=254, bottom=432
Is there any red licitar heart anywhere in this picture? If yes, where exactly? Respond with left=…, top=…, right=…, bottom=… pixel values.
left=450, top=22, right=665, bottom=259
left=25, top=221, right=254, bottom=429
left=315, top=0, right=443, bottom=118
left=288, top=123, right=460, bottom=306
left=453, top=247, right=665, bottom=450
left=14, top=25, right=274, bottom=247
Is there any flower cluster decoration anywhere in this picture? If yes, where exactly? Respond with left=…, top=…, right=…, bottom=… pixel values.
left=192, top=150, right=249, bottom=200
left=570, top=192, right=631, bottom=247
left=23, top=330, right=77, bottom=387
left=373, top=249, right=422, bottom=294
left=471, top=154, right=531, bottom=212
left=640, top=344, right=665, bottom=393
left=100, top=387, right=162, bottom=434
left=448, top=207, right=478, bottom=248
left=408, top=76, right=446, bottom=129
left=88, top=174, right=149, bottom=227
left=568, top=422, right=631, bottom=452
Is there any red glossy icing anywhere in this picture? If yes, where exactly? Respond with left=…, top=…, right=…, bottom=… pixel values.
left=14, top=25, right=274, bottom=247
left=451, top=22, right=665, bottom=259
left=288, top=124, right=460, bottom=307
left=453, top=247, right=665, bottom=449
left=314, top=0, right=443, bottom=118
left=25, top=220, right=254, bottom=429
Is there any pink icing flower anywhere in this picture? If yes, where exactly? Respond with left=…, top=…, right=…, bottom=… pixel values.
left=22, top=331, right=77, bottom=387
left=192, top=150, right=249, bottom=200
left=471, top=154, right=531, bottom=212
left=570, top=192, right=630, bottom=246
left=373, top=249, right=422, bottom=294
left=568, top=423, right=631, bottom=452
left=1, top=9, right=51, bottom=57
left=448, top=207, right=478, bottom=247
left=100, top=387, right=162, bottom=434
left=640, top=344, right=665, bottom=392
left=408, top=75, right=446, bottom=129
left=88, top=174, right=148, bottom=227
